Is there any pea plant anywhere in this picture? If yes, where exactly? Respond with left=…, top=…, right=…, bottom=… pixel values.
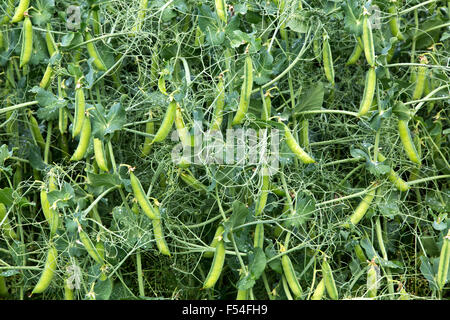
left=0, top=0, right=449, bottom=300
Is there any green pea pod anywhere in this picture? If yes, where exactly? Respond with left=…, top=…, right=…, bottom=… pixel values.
left=313, top=38, right=321, bottom=62
left=204, top=225, right=224, bottom=258
left=40, top=190, right=59, bottom=237
left=412, top=56, right=428, bottom=100
left=345, top=186, right=377, bottom=227
left=346, top=37, right=363, bottom=66
left=215, top=0, right=227, bottom=24
left=388, top=4, right=404, bottom=41
left=311, top=278, right=325, bottom=300
left=299, top=119, right=309, bottom=149
left=85, top=32, right=107, bottom=71
left=91, top=8, right=101, bottom=35
left=0, top=203, right=18, bottom=240
left=283, top=123, right=315, bottom=164
left=261, top=90, right=272, bottom=122
left=32, top=246, right=58, bottom=294
left=203, top=237, right=226, bottom=289
left=141, top=114, right=154, bottom=156
left=93, top=138, right=109, bottom=172
left=210, top=76, right=225, bottom=131
left=19, top=15, right=33, bottom=68
left=322, top=34, right=335, bottom=86
left=436, top=229, right=450, bottom=291
left=131, top=0, right=149, bottom=34
left=398, top=119, right=421, bottom=165
left=72, top=83, right=85, bottom=138
left=236, top=288, right=248, bottom=300
left=28, top=112, right=46, bottom=151
left=130, top=171, right=160, bottom=220
left=322, top=257, right=338, bottom=300
left=232, top=54, right=253, bottom=126
left=175, top=106, right=192, bottom=147
left=70, top=117, right=91, bottom=161
left=354, top=243, right=367, bottom=263
left=11, top=0, right=30, bottom=23
left=357, top=67, right=376, bottom=116
left=0, top=276, right=8, bottom=297
left=253, top=223, right=264, bottom=249
left=255, top=168, right=269, bottom=216
left=281, top=254, right=303, bottom=299
left=377, top=152, right=410, bottom=192
left=362, top=13, right=375, bottom=67
left=367, top=263, right=378, bottom=298
left=64, top=279, right=74, bottom=300
left=45, top=24, right=56, bottom=56
left=0, top=0, right=15, bottom=25
left=180, top=171, right=208, bottom=194
left=79, top=228, right=103, bottom=265
left=152, top=216, right=171, bottom=256
left=194, top=26, right=205, bottom=47
left=39, top=63, right=53, bottom=89
left=152, top=100, right=177, bottom=143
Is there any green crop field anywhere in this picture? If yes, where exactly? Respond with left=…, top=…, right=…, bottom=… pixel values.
left=0, top=0, right=449, bottom=301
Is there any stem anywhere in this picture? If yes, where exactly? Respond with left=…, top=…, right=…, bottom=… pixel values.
left=136, top=250, right=145, bottom=297
left=44, top=121, right=52, bottom=164
left=0, top=101, right=39, bottom=115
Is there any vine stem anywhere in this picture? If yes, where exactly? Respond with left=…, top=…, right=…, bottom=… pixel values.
left=0, top=101, right=38, bottom=115
left=406, top=175, right=450, bottom=187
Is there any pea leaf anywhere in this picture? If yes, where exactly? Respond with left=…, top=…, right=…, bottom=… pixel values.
left=30, top=87, right=67, bottom=121
left=47, top=182, right=75, bottom=210
left=94, top=277, right=113, bottom=300
left=0, top=144, right=12, bottom=166
left=223, top=201, right=249, bottom=241
left=295, top=83, right=324, bottom=113
left=31, top=0, right=55, bottom=27
left=0, top=188, right=32, bottom=208
left=419, top=256, right=439, bottom=291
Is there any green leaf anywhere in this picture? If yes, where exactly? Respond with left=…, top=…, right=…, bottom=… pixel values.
left=0, top=188, right=32, bottom=208
left=94, top=277, right=113, bottom=300
left=0, top=145, right=12, bottom=166
left=295, top=83, right=324, bottom=113
left=377, top=195, right=401, bottom=219
left=265, top=243, right=282, bottom=274
left=223, top=201, right=249, bottom=240
left=419, top=256, right=439, bottom=291
left=286, top=13, right=309, bottom=33
left=237, top=275, right=255, bottom=291
left=350, top=147, right=369, bottom=161
left=26, top=144, right=46, bottom=171
left=249, top=247, right=267, bottom=280
left=31, top=0, right=55, bottom=26
left=87, top=172, right=122, bottom=189
left=30, top=87, right=67, bottom=121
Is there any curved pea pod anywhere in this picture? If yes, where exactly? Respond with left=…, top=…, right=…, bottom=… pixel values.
left=215, top=0, right=227, bottom=24
left=261, top=90, right=272, bottom=122
left=367, top=262, right=379, bottom=298
left=436, top=229, right=450, bottom=291
left=93, top=138, right=109, bottom=171
left=411, top=56, right=428, bottom=100
left=388, top=4, right=404, bottom=41
left=322, top=34, right=335, bottom=86
left=253, top=223, right=264, bottom=249
left=354, top=243, right=367, bottom=263
left=40, top=190, right=59, bottom=236
left=322, top=257, right=338, bottom=300
left=70, top=117, right=91, bottom=161
left=85, top=32, right=107, bottom=71
left=362, top=13, right=375, bottom=67
left=281, top=254, right=303, bottom=299
left=0, top=203, right=18, bottom=240
left=346, top=37, right=363, bottom=66
left=31, top=245, right=58, bottom=294
left=232, top=54, right=253, bottom=126
left=204, top=225, right=224, bottom=258
left=0, top=0, right=15, bottom=25
left=283, top=123, right=315, bottom=164
left=210, top=76, right=225, bottom=131
left=236, top=288, right=248, bottom=300
left=45, top=24, right=56, bottom=56
left=310, top=278, right=325, bottom=300
left=255, top=168, right=269, bottom=216
left=357, top=67, right=376, bottom=117
left=299, top=119, right=309, bottom=149
left=129, top=171, right=160, bottom=220
left=377, top=152, right=410, bottom=192
left=344, top=186, right=377, bottom=228
left=175, top=106, right=192, bottom=147
left=39, top=63, right=53, bottom=89
left=180, top=171, right=208, bottom=194
left=72, top=82, right=85, bottom=138
left=203, top=237, right=226, bottom=289
left=313, top=38, right=321, bottom=62
left=398, top=119, right=421, bottom=165
left=78, top=228, right=104, bottom=265
left=11, top=0, right=30, bottom=23
left=152, top=216, right=171, bottom=256
left=142, top=115, right=155, bottom=156
left=19, top=15, right=33, bottom=68
left=131, top=0, right=149, bottom=34
left=28, top=112, right=46, bottom=151
left=152, top=100, right=177, bottom=143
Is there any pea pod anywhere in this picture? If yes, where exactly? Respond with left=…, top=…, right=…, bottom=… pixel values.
left=322, top=34, right=335, bottom=86
left=357, top=67, right=376, bottom=116
left=152, top=100, right=177, bottom=143
left=93, top=138, right=109, bottom=172
left=388, top=4, right=404, bottom=41
left=345, top=186, right=377, bottom=227
left=215, top=0, right=227, bottom=24
left=203, top=237, right=226, bottom=289
left=40, top=190, right=59, bottom=236
left=311, top=278, right=325, bottom=300
left=64, top=279, right=74, bottom=300
left=142, top=113, right=155, bottom=156
left=283, top=123, right=315, bottom=164
left=194, top=26, right=205, bottom=47
left=45, top=24, right=56, bottom=56
left=31, top=246, right=58, bottom=294
left=367, top=262, right=378, bottom=298
left=236, top=288, right=248, bottom=300
left=204, top=225, right=224, bottom=258
left=28, top=112, right=46, bottom=151
left=232, top=53, right=253, bottom=126
left=132, top=0, right=149, bottom=34
left=0, top=0, right=15, bottom=25
left=322, top=257, right=338, bottom=300
left=39, top=63, right=53, bottom=89
left=346, top=37, right=363, bottom=66
left=85, top=32, right=107, bottom=71
left=0, top=203, right=18, bottom=240
left=175, top=106, right=192, bottom=147
left=281, top=254, right=303, bottom=299
left=377, top=152, right=410, bottom=192
left=362, top=12, right=375, bottom=67
left=398, top=119, right=421, bottom=165
left=11, top=0, right=29, bottom=23
left=313, top=37, right=321, bottom=62
left=19, top=15, right=33, bottom=68
left=78, top=228, right=104, bottom=265
left=180, top=171, right=208, bottom=194
left=412, top=56, right=428, bottom=100
left=436, top=229, right=450, bottom=291
left=152, top=216, right=171, bottom=256
left=253, top=223, right=264, bottom=249
left=70, top=117, right=91, bottom=161
left=72, top=82, right=85, bottom=138
left=261, top=90, right=272, bottom=122
left=354, top=243, right=367, bottom=263
left=130, top=171, right=160, bottom=220
left=210, top=75, right=225, bottom=131
left=0, top=276, right=7, bottom=297
left=255, top=168, right=269, bottom=216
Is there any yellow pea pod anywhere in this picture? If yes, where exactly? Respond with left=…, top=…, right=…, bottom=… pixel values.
left=345, top=186, right=377, bottom=227
left=39, top=63, right=53, bottom=89
left=64, top=279, right=74, bottom=300
left=346, top=37, right=363, bottom=66
left=152, top=100, right=177, bottom=143
left=0, top=0, right=15, bottom=25
left=322, top=34, right=335, bottom=86
left=40, top=190, right=59, bottom=236
left=398, top=119, right=421, bottom=165
left=129, top=171, right=160, bottom=220
left=31, top=246, right=58, bottom=294
left=362, top=13, right=375, bottom=67
left=412, top=56, right=428, bottom=100
left=93, top=138, right=109, bottom=172
left=281, top=254, right=303, bottom=299
left=19, top=15, right=33, bottom=68
left=203, top=237, right=226, bottom=289
left=70, top=117, right=91, bottom=161
left=322, top=257, right=338, bottom=300
left=232, top=53, right=253, bottom=126
left=215, top=0, right=227, bottom=24
left=311, top=278, right=325, bottom=300
left=377, top=152, right=410, bottom=192
left=11, top=0, right=30, bottom=23
left=152, top=216, right=171, bottom=256
left=72, top=82, right=85, bottom=138
left=0, top=203, right=18, bottom=240
left=283, top=123, right=315, bottom=164
left=204, top=225, right=224, bottom=258
left=357, top=67, right=376, bottom=116
left=436, top=229, right=450, bottom=291
left=210, top=75, right=225, bottom=131
left=85, top=32, right=107, bottom=71
left=355, top=243, right=367, bottom=263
